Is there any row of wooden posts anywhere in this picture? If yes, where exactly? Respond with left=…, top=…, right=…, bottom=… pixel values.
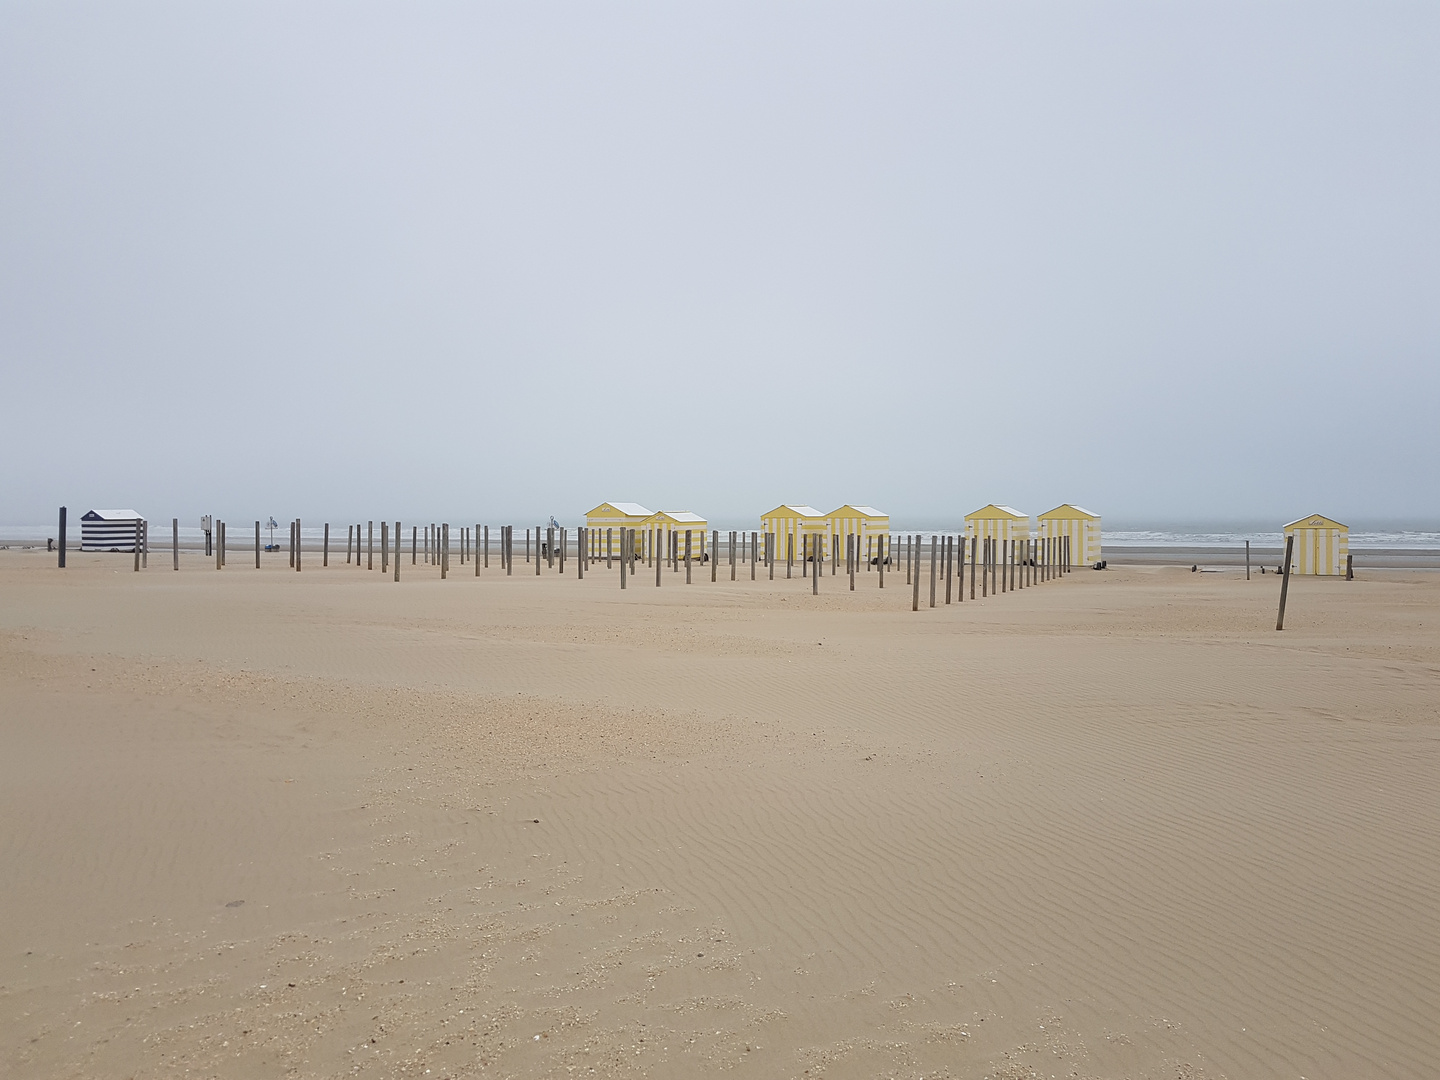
left=100, top=517, right=1075, bottom=611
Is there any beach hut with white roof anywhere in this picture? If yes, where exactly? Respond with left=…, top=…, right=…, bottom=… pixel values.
left=585, top=502, right=652, bottom=559
left=963, top=504, right=1031, bottom=547
left=827, top=505, right=889, bottom=565
left=1038, top=504, right=1101, bottom=567
left=761, top=505, right=827, bottom=563
left=1283, top=513, right=1349, bottom=576
left=644, top=510, right=709, bottom=562
left=80, top=509, right=144, bottom=552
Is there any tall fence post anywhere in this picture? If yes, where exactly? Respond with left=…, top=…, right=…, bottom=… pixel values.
left=58, top=507, right=67, bottom=568
left=1276, top=534, right=1295, bottom=630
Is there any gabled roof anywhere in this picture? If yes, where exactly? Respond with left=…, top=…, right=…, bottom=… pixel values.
left=1038, top=504, right=1099, bottom=520
left=1284, top=513, right=1348, bottom=531
left=763, top=504, right=825, bottom=519
left=586, top=502, right=652, bottom=518
left=82, top=509, right=142, bottom=521
left=830, top=504, right=888, bottom=518
left=964, top=504, right=1027, bottom=520
left=649, top=510, right=706, bottom=525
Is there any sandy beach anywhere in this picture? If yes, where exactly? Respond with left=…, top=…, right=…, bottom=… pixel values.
left=3, top=550, right=1438, bottom=1079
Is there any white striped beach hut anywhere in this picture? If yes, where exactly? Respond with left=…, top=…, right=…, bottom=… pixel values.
left=1283, top=514, right=1348, bottom=576
left=81, top=509, right=144, bottom=551
left=644, top=511, right=709, bottom=562
left=963, top=504, right=1030, bottom=546
left=761, top=505, right=827, bottom=562
left=1038, top=505, right=1101, bottom=567
left=585, top=502, right=653, bottom=559
left=827, top=505, right=889, bottom=564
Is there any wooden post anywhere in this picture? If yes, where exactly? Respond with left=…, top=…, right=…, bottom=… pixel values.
left=850, top=534, right=856, bottom=591
left=929, top=535, right=937, bottom=607
left=172, top=518, right=179, bottom=570
left=134, top=519, right=142, bottom=571
left=1246, top=539, right=1251, bottom=580
left=216, top=522, right=222, bottom=569
left=347, top=524, right=353, bottom=564
left=395, top=522, right=401, bottom=581
left=1347, top=553, right=1353, bottom=580
left=620, top=528, right=628, bottom=589
left=255, top=521, right=260, bottom=568
left=220, top=521, right=226, bottom=567
left=685, top=530, right=693, bottom=584
left=324, top=523, right=330, bottom=567
left=289, top=520, right=295, bottom=568
left=959, top=536, right=966, bottom=601
left=412, top=526, right=417, bottom=565
left=484, top=525, right=489, bottom=569
left=944, top=535, right=953, bottom=604
left=58, top=507, right=67, bottom=568
left=381, top=521, right=388, bottom=573
left=1276, top=534, right=1295, bottom=630
left=506, top=526, right=513, bottom=576
left=786, top=532, right=793, bottom=579
left=295, top=519, right=301, bottom=571
left=751, top=532, right=757, bottom=580
left=911, top=537, right=921, bottom=610
left=367, top=521, right=373, bottom=570
left=607, top=527, right=613, bottom=569
left=730, top=530, right=737, bottom=580
left=878, top=535, right=885, bottom=588
left=442, top=523, right=449, bottom=579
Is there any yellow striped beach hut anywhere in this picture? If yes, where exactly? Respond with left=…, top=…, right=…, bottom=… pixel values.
left=585, top=502, right=652, bottom=558
left=1038, top=505, right=1101, bottom=567
left=644, top=511, right=709, bottom=562
left=761, top=505, right=827, bottom=562
left=963, top=505, right=1031, bottom=546
left=827, top=505, right=889, bottom=564
left=1283, top=514, right=1348, bottom=576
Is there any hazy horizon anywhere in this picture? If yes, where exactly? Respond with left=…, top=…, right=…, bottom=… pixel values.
left=3, top=3, right=1437, bottom=526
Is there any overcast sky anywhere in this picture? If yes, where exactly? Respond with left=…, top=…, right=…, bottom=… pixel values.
left=2, top=2, right=1436, bottom=528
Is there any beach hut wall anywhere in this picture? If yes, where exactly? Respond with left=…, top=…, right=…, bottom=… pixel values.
left=761, top=505, right=828, bottom=562
left=1282, top=514, right=1349, bottom=576
left=81, top=509, right=145, bottom=552
left=586, top=503, right=653, bottom=559
left=1038, top=504, right=1101, bottom=568
left=826, top=505, right=889, bottom=564
left=963, top=505, right=1031, bottom=547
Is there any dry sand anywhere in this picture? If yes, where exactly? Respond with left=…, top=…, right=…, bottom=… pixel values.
left=2, top=549, right=1438, bottom=1079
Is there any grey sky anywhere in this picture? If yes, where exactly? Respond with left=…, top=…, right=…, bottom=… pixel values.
left=2, top=2, right=1436, bottom=528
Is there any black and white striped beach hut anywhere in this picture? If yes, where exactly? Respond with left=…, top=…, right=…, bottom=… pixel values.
left=81, top=509, right=144, bottom=551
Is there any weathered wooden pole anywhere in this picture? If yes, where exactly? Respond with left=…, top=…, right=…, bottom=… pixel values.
left=1276, top=534, right=1295, bottom=630
left=620, top=528, right=628, bottom=589
left=366, top=522, right=373, bottom=570
left=381, top=521, right=388, bottom=573
left=442, top=523, right=449, bottom=579
left=394, top=522, right=401, bottom=581
left=1246, top=539, right=1251, bottom=580
left=484, top=525, right=490, bottom=569
left=134, top=519, right=142, bottom=571
left=809, top=532, right=817, bottom=595
left=751, top=531, right=757, bottom=580
left=347, top=524, right=353, bottom=563
left=1347, top=553, right=1353, bottom=580
left=293, top=519, right=299, bottom=571
left=685, top=530, right=693, bottom=584
left=911, top=537, right=921, bottom=610
left=412, top=525, right=417, bottom=565
left=730, top=530, right=737, bottom=580
left=216, top=522, right=223, bottom=569
left=323, top=523, right=329, bottom=567
left=877, top=534, right=885, bottom=588
left=958, top=536, right=966, bottom=601
left=172, top=518, right=179, bottom=571
left=850, top=534, right=856, bottom=591
left=506, top=526, right=514, bottom=576
left=607, top=527, right=613, bottom=569
left=928, top=535, right=937, bottom=607
left=786, top=532, right=793, bottom=579
left=944, top=535, right=953, bottom=604
left=255, top=521, right=261, bottom=568
left=58, top=507, right=67, bottom=568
